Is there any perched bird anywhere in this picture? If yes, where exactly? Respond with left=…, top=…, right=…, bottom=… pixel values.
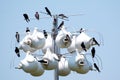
left=15, top=47, right=20, bottom=57
left=43, top=30, right=48, bottom=38
left=91, top=47, right=95, bottom=58
left=57, top=21, right=64, bottom=30
left=23, top=13, right=30, bottom=22
left=26, top=27, right=30, bottom=32
left=15, top=32, right=20, bottom=43
left=45, top=7, right=52, bottom=17
left=94, top=63, right=100, bottom=72
left=35, top=12, right=39, bottom=20
left=81, top=42, right=87, bottom=52
left=92, top=37, right=100, bottom=46
left=59, top=14, right=68, bottom=19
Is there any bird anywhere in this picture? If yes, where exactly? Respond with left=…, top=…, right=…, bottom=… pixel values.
left=26, top=27, right=30, bottom=32
left=43, top=30, right=48, bottom=38
left=57, top=21, right=64, bottom=30
left=92, top=37, right=100, bottom=46
left=91, top=47, right=95, bottom=58
left=94, top=63, right=100, bottom=72
left=59, top=14, right=68, bottom=19
left=35, top=12, right=39, bottom=20
left=23, top=13, right=30, bottom=22
left=15, top=32, right=20, bottom=43
left=45, top=7, right=52, bottom=17
left=15, top=47, right=20, bottom=57
left=81, top=42, right=87, bottom=52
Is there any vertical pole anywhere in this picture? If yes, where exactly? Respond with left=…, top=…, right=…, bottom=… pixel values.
left=52, top=15, right=60, bottom=80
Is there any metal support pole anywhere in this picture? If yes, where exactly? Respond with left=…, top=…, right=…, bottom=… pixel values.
left=52, top=15, right=60, bottom=80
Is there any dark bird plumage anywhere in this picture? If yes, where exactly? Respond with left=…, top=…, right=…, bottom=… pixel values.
left=59, top=14, right=68, bottom=19
left=15, top=32, right=20, bottom=43
left=57, top=21, right=64, bottom=30
left=35, top=12, right=39, bottom=20
left=91, top=47, right=95, bottom=58
left=45, top=7, right=52, bottom=17
left=92, top=37, right=100, bottom=46
left=23, top=13, right=30, bottom=22
left=81, top=42, right=87, bottom=52
left=94, top=63, right=100, bottom=72
left=15, top=47, right=20, bottom=57
left=80, top=28, right=83, bottom=33
left=26, top=27, right=30, bottom=32
left=43, top=30, right=48, bottom=38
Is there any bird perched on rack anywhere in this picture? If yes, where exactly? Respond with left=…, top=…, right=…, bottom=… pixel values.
left=45, top=7, right=52, bottom=17
left=15, top=32, right=20, bottom=43
left=15, top=47, right=20, bottom=57
left=81, top=42, right=87, bottom=52
left=57, top=21, right=64, bottom=30
left=43, top=30, right=48, bottom=39
left=91, top=47, right=95, bottom=58
left=26, top=27, right=30, bottom=33
left=35, top=12, right=39, bottom=20
left=59, top=14, right=68, bottom=19
left=92, top=38, right=100, bottom=46
left=23, top=13, right=30, bottom=22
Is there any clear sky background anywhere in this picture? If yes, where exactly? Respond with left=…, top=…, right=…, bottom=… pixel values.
left=0, top=0, right=120, bottom=80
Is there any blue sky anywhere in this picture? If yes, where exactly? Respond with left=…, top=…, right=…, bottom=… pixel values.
left=1, top=0, right=120, bottom=80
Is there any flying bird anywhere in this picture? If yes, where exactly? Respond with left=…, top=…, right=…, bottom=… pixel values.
left=81, top=42, right=87, bottom=52
left=91, top=47, right=95, bottom=58
left=45, top=7, right=52, bottom=17
left=23, top=13, right=30, bottom=22
left=43, top=30, right=48, bottom=38
left=15, top=32, right=20, bottom=43
left=35, top=12, right=39, bottom=20
left=15, top=47, right=20, bottom=57
left=94, top=63, right=100, bottom=72
left=57, top=21, right=64, bottom=30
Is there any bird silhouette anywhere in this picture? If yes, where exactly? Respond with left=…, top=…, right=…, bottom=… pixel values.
left=94, top=63, right=100, bottom=72
left=57, top=21, right=64, bottom=30
left=91, top=47, right=95, bottom=58
left=23, top=13, right=30, bottom=22
left=59, top=14, right=68, bottom=19
left=43, top=30, right=48, bottom=38
left=26, top=27, right=30, bottom=32
left=15, top=47, right=20, bottom=57
left=35, top=12, right=39, bottom=20
left=81, top=42, right=87, bottom=52
left=15, top=32, right=20, bottom=43
left=92, top=37, right=100, bottom=46
left=45, top=7, right=52, bottom=17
